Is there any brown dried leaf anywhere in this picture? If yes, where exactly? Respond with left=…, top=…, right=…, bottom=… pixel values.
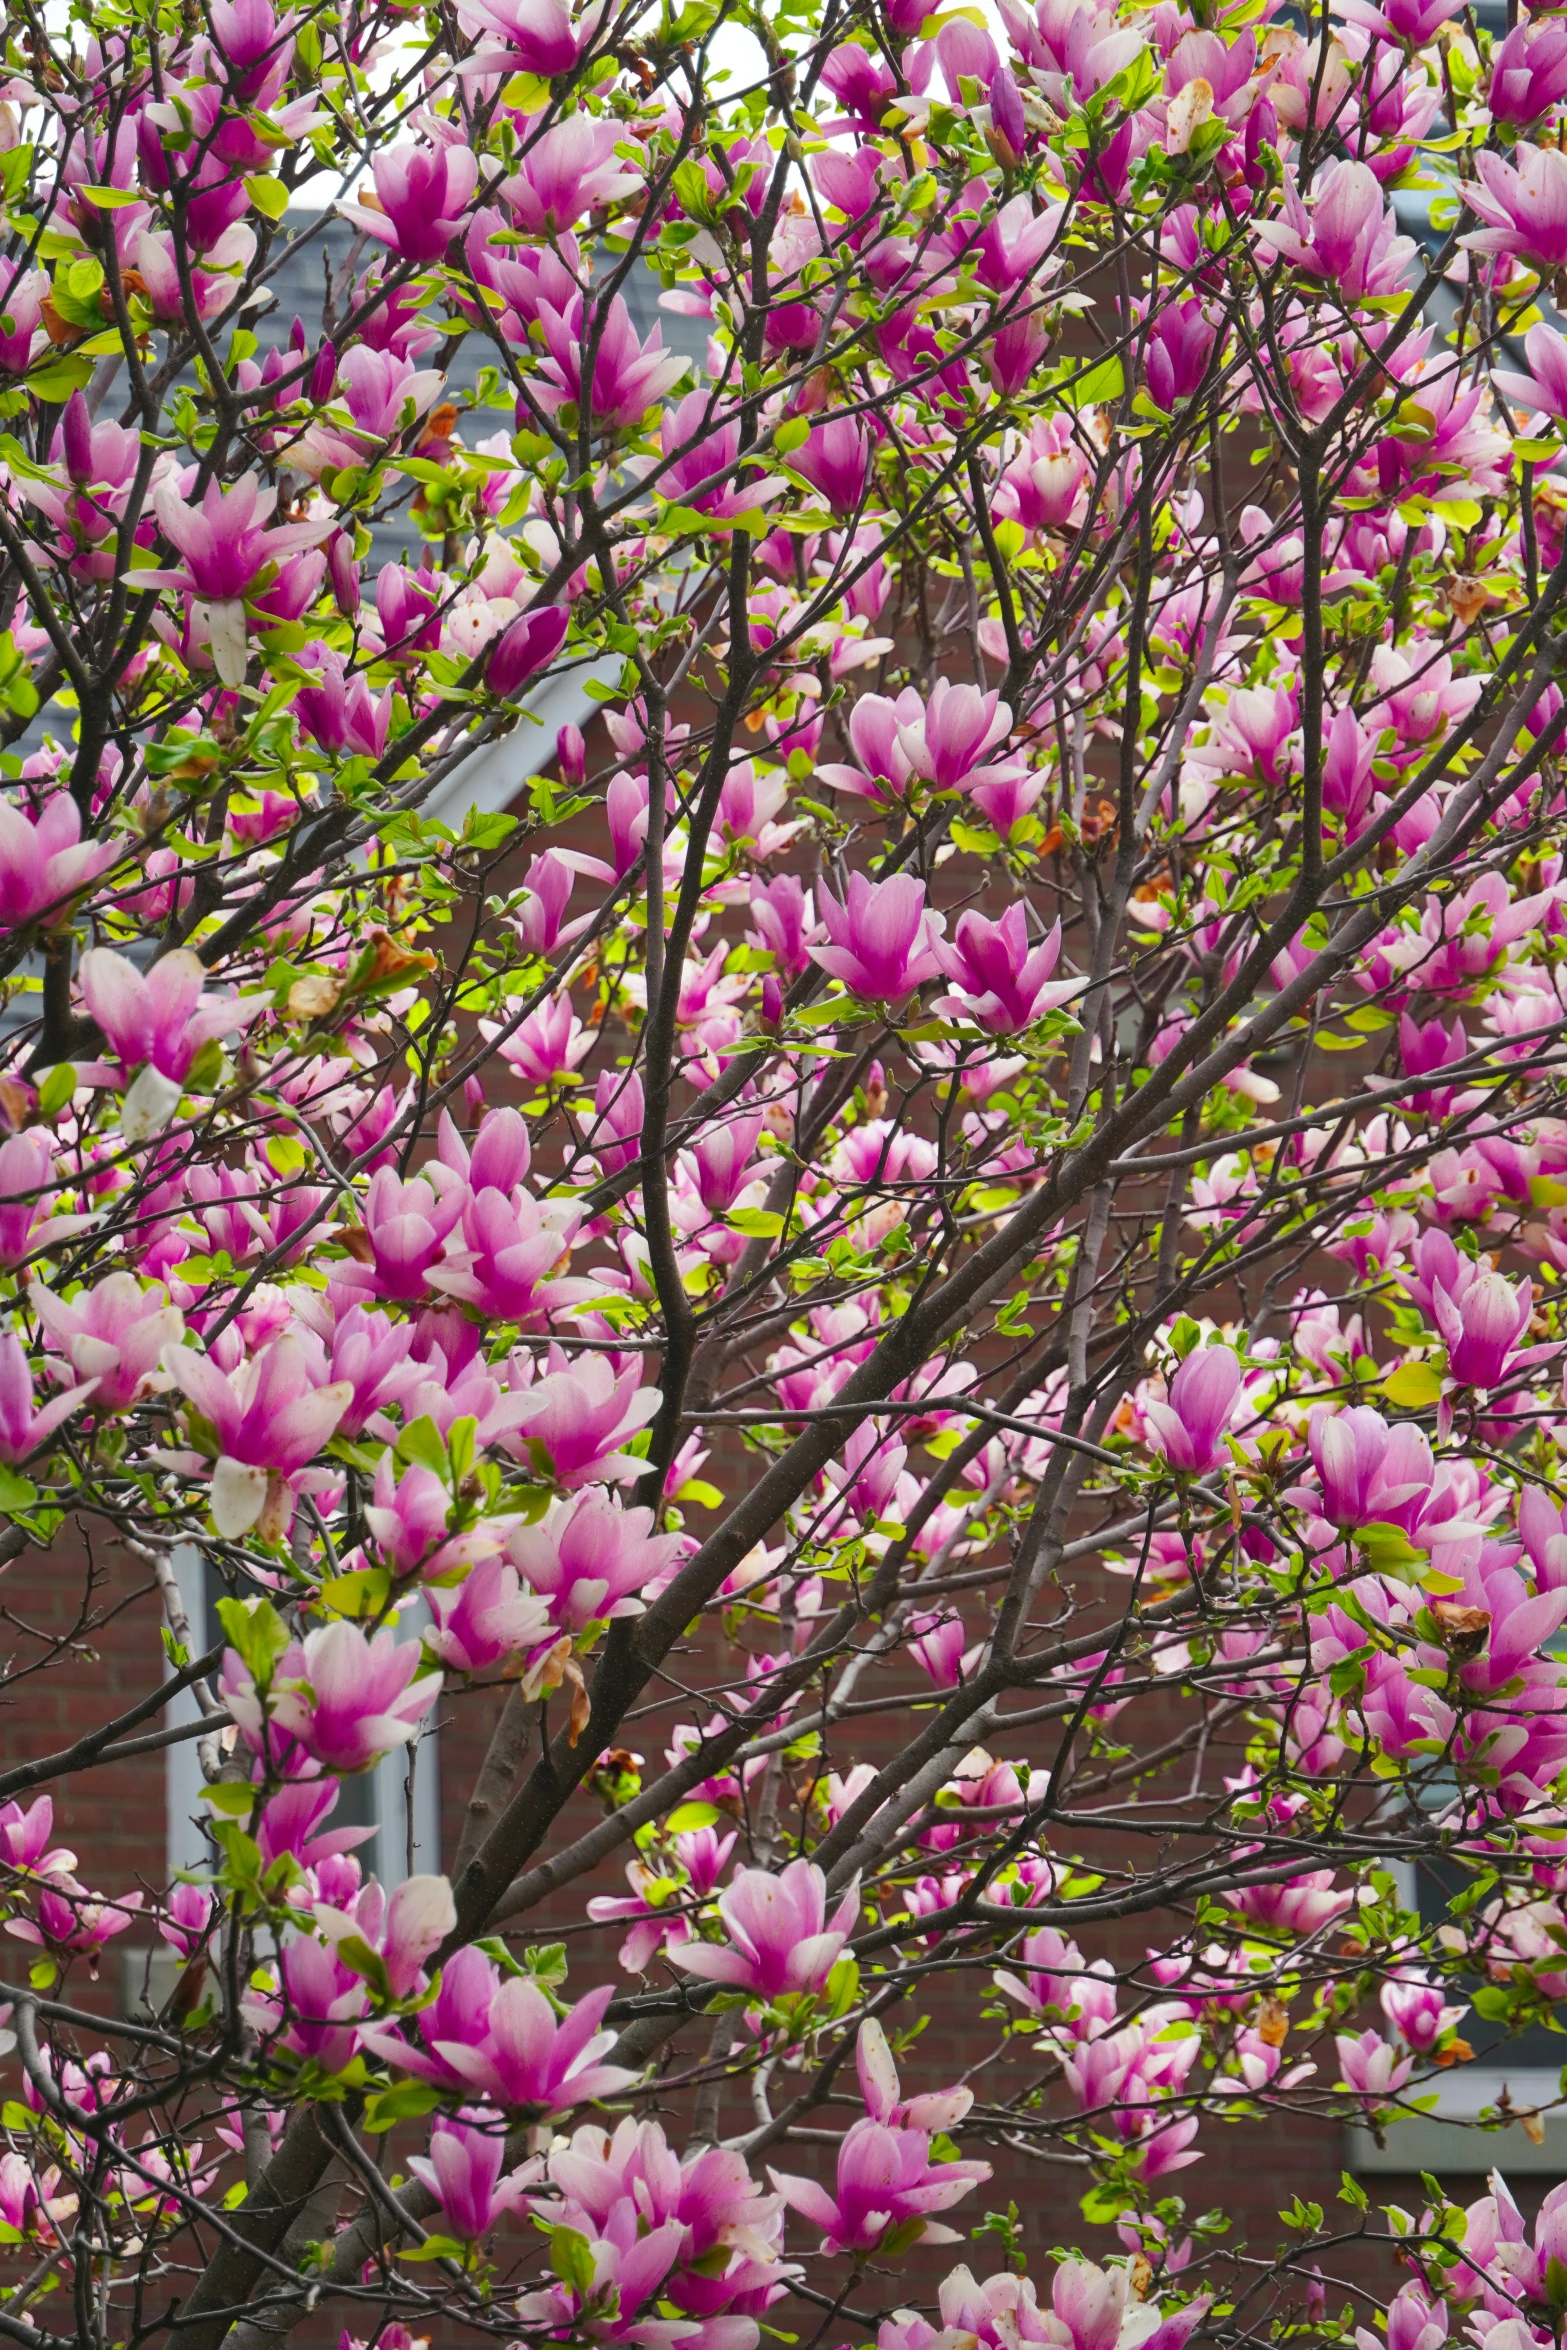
left=1432, top=1602, right=1490, bottom=1660
left=564, top=1657, right=592, bottom=1748
left=1447, top=575, right=1498, bottom=629
left=288, top=973, right=341, bottom=1021
left=1257, top=1998, right=1290, bottom=2048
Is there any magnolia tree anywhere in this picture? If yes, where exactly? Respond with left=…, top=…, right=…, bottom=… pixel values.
left=3, top=0, right=1567, bottom=2341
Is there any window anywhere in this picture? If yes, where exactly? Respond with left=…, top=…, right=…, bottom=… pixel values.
left=1349, top=1854, right=1567, bottom=2175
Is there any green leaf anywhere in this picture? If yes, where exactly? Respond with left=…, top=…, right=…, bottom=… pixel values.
left=447, top=1415, right=477, bottom=1490
left=774, top=416, right=810, bottom=457
left=1355, top=1521, right=1424, bottom=1579
left=332, top=1934, right=391, bottom=2000
left=0, top=1467, right=38, bottom=1514
left=1061, top=355, right=1124, bottom=409
left=35, top=1063, right=77, bottom=1120
left=320, top=1567, right=391, bottom=1620
left=671, top=157, right=714, bottom=219
left=26, top=355, right=94, bottom=403
left=397, top=1414, right=451, bottom=1482
left=726, top=1207, right=784, bottom=1238
left=1382, top=1362, right=1444, bottom=1409
left=658, top=503, right=715, bottom=537
left=244, top=173, right=289, bottom=220
left=362, top=2079, right=442, bottom=2133
left=551, top=2225, right=597, bottom=2298
left=204, top=1780, right=258, bottom=1817
left=664, top=1801, right=721, bottom=1833
left=216, top=1595, right=290, bottom=1683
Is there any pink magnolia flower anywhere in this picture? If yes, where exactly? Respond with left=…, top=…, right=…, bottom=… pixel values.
left=1145, top=298, right=1217, bottom=411
left=1412, top=871, right=1554, bottom=994
left=810, top=872, right=945, bottom=1002
left=660, top=392, right=786, bottom=529
left=391, top=1978, right=634, bottom=2116
left=338, top=141, right=480, bottom=264
left=159, top=1882, right=215, bottom=1961
left=461, top=0, right=598, bottom=73
left=688, top=1112, right=765, bottom=1217
left=1397, top=1227, right=1484, bottom=1318
left=134, top=223, right=259, bottom=332
left=255, top=1779, right=375, bottom=1876
left=1141, top=1345, right=1242, bottom=1475
left=1381, top=1970, right=1467, bottom=2054
left=1435, top=1271, right=1535, bottom=1389
left=31, top=1273, right=183, bottom=1416
left=1227, top=1869, right=1353, bottom=1935
left=225, top=1619, right=441, bottom=1774
left=995, top=421, right=1089, bottom=535
left=908, top=1611, right=968, bottom=1688
left=362, top=1455, right=499, bottom=1581
left=895, top=681, right=1015, bottom=791
left=8, top=1882, right=142, bottom=1967
left=325, top=1305, right=422, bottom=1439
left=1335, top=2026, right=1413, bottom=2110
left=161, top=1333, right=353, bottom=1537
left=1338, top=0, right=1460, bottom=44
left=0, top=1131, right=93, bottom=1270
left=1464, top=141, right=1567, bottom=270
left=250, top=1931, right=368, bottom=2072
left=817, top=687, right=922, bottom=805
left=427, top=1186, right=590, bottom=1325
left=334, top=1162, right=469, bottom=1304
left=408, top=2121, right=539, bottom=2240
left=435, top=1105, right=528, bottom=1196
left=507, top=1489, right=684, bottom=1631
left=771, top=2024, right=989, bottom=2253
left=794, top=416, right=871, bottom=512
left=671, top=1859, right=859, bottom=2000
left=933, top=909, right=1084, bottom=1033
left=1494, top=321, right=1567, bottom=423
left=488, top=604, right=570, bottom=695
left=501, top=117, right=642, bottom=234
left=1303, top=1406, right=1433, bottom=1531
left=425, top=1554, right=555, bottom=1676
left=486, top=995, right=595, bottom=1089
left=0, top=793, right=118, bottom=933
left=1488, top=20, right=1567, bottom=128
left=293, top=647, right=394, bottom=760
left=79, top=947, right=269, bottom=1140
left=577, top=1069, right=645, bottom=1174
left=1253, top=160, right=1415, bottom=299
left=0, top=1331, right=97, bottom=1465
left=147, top=475, right=332, bottom=685
left=511, top=848, right=615, bottom=955
left=0, top=1796, right=74, bottom=1879
left=314, top=1874, right=456, bottom=2000
left=536, top=294, right=687, bottom=431
left=505, top=1353, right=661, bottom=1487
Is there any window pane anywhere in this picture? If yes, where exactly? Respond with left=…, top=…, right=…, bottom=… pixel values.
left=1414, top=1853, right=1565, bottom=2071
